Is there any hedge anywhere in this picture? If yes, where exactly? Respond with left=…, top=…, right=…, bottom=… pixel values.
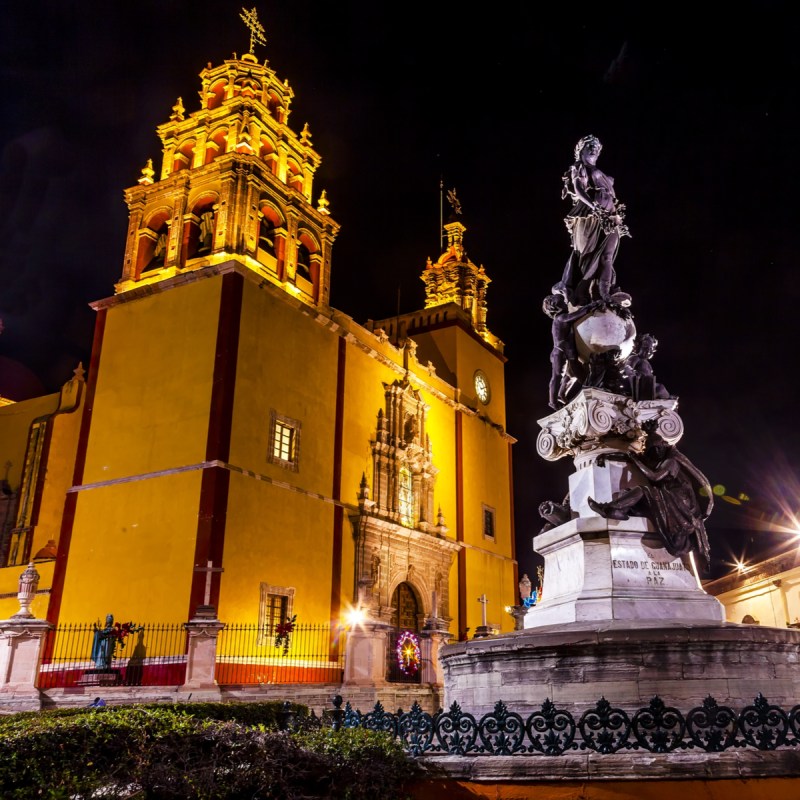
left=0, top=703, right=424, bottom=799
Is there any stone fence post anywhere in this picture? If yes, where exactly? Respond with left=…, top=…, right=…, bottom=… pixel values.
left=0, top=563, right=53, bottom=711
left=419, top=618, right=451, bottom=686
left=178, top=604, right=224, bottom=701
left=343, top=622, right=389, bottom=686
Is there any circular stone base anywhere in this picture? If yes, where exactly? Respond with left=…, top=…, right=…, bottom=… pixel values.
left=440, top=620, right=800, bottom=718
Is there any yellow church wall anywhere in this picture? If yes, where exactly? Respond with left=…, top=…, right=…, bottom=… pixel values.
left=459, top=413, right=513, bottom=551
left=230, top=281, right=338, bottom=499
left=454, top=334, right=507, bottom=430
left=418, top=387, right=458, bottom=534
left=82, top=278, right=222, bottom=485
left=0, top=393, right=60, bottom=489
left=217, top=473, right=336, bottom=624
left=410, top=327, right=459, bottom=387
left=28, top=389, right=84, bottom=560
left=56, top=471, right=203, bottom=623
left=0, top=376, right=84, bottom=600
left=463, top=546, right=516, bottom=633
left=459, top=411, right=515, bottom=633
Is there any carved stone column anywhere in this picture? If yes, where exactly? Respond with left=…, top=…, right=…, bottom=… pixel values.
left=178, top=605, right=224, bottom=700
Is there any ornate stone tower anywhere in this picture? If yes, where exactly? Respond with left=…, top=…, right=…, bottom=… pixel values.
left=420, top=201, right=500, bottom=351
left=116, top=39, right=338, bottom=308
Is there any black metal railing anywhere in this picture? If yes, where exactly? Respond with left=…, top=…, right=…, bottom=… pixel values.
left=318, top=694, right=800, bottom=756
left=215, top=622, right=345, bottom=685
left=38, top=623, right=188, bottom=689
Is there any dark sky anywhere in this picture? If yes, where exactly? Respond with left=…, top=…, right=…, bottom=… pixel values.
left=2, top=2, right=800, bottom=582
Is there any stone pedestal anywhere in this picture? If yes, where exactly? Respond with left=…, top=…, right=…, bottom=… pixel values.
left=527, top=516, right=724, bottom=628
left=419, top=620, right=450, bottom=686
left=343, top=624, right=389, bottom=686
left=0, top=618, right=53, bottom=711
left=178, top=606, right=224, bottom=700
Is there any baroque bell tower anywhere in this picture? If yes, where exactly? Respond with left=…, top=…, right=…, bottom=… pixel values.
left=116, top=9, right=338, bottom=308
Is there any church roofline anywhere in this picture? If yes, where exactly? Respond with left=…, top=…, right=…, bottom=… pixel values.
left=367, top=303, right=506, bottom=362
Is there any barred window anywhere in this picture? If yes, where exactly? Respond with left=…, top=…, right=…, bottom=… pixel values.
left=258, top=583, right=295, bottom=644
left=268, top=410, right=301, bottom=471
left=482, top=504, right=496, bottom=541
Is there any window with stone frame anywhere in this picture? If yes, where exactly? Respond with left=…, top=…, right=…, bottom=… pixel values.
left=258, top=582, right=295, bottom=645
left=268, top=410, right=301, bottom=471
left=482, top=504, right=496, bottom=541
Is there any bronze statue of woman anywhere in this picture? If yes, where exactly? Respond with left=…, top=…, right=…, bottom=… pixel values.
left=554, top=135, right=630, bottom=307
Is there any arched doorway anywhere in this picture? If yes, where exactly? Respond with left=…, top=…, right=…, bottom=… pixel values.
left=387, top=582, right=421, bottom=683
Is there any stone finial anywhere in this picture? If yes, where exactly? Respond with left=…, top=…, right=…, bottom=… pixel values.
left=317, top=189, right=330, bottom=215
left=170, top=97, right=185, bottom=122
left=138, top=159, right=155, bottom=186
left=13, top=563, right=40, bottom=619
left=73, top=363, right=86, bottom=382
left=301, top=123, right=312, bottom=144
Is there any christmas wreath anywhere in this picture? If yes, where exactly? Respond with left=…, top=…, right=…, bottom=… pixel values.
left=274, top=614, right=296, bottom=656
left=396, top=630, right=421, bottom=676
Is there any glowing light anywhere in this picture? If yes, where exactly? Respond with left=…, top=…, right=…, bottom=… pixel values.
left=345, top=608, right=366, bottom=627
left=396, top=630, right=421, bottom=676
left=712, top=484, right=726, bottom=497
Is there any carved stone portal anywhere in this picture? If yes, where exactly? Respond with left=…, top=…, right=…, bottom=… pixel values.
left=345, top=377, right=459, bottom=687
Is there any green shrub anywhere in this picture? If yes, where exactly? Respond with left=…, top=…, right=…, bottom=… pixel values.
left=0, top=703, right=424, bottom=799
left=298, top=726, right=425, bottom=799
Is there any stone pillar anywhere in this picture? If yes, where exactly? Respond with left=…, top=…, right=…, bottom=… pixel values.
left=419, top=620, right=451, bottom=686
left=507, top=605, right=529, bottom=631
left=0, top=563, right=53, bottom=711
left=178, top=605, right=224, bottom=700
left=343, top=623, right=389, bottom=686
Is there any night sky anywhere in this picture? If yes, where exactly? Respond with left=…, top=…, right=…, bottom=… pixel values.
left=3, top=3, right=799, bottom=584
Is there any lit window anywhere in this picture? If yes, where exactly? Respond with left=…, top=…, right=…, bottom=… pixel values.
left=398, top=466, right=414, bottom=528
left=268, top=410, right=301, bottom=471
left=482, top=505, right=496, bottom=541
left=258, top=582, right=295, bottom=644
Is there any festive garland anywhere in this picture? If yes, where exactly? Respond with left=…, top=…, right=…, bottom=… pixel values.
left=396, top=630, right=421, bottom=676
left=274, top=614, right=296, bottom=656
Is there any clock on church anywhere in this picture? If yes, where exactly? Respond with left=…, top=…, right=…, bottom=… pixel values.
left=474, top=370, right=491, bottom=404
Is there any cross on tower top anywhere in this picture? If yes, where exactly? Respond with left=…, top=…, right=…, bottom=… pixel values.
left=240, top=6, right=266, bottom=55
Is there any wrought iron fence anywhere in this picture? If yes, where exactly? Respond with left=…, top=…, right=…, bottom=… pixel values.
left=327, top=694, right=800, bottom=756
left=215, top=622, right=345, bottom=685
left=38, top=623, right=188, bottom=689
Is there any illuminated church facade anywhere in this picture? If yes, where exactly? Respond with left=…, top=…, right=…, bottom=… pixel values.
left=0, top=26, right=517, bottom=698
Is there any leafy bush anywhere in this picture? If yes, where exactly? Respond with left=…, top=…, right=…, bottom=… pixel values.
left=299, top=726, right=424, bottom=799
left=0, top=703, right=424, bottom=799
left=0, top=699, right=307, bottom=730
